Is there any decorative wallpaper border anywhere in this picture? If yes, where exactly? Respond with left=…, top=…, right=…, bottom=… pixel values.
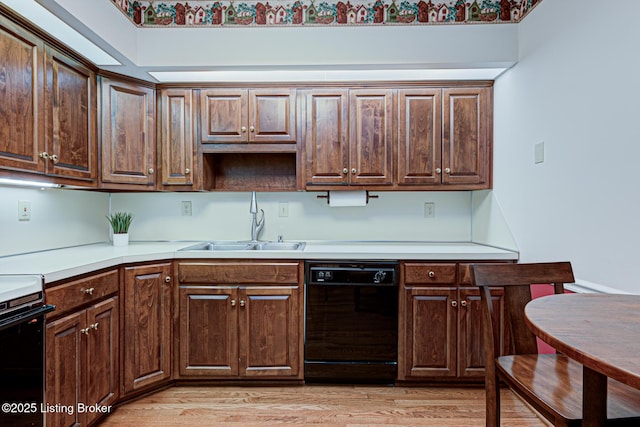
left=110, top=0, right=542, bottom=27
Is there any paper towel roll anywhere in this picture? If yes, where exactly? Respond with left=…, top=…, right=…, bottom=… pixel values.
left=329, top=190, right=367, bottom=207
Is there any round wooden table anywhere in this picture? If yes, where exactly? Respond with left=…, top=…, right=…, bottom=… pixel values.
left=525, top=293, right=640, bottom=427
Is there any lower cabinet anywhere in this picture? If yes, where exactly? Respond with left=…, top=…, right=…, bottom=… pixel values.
left=122, top=263, right=173, bottom=396
left=398, top=262, right=507, bottom=382
left=177, top=261, right=303, bottom=380
left=45, top=270, right=119, bottom=427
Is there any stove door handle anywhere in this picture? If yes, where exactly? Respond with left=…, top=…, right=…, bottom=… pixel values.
left=0, top=304, right=55, bottom=332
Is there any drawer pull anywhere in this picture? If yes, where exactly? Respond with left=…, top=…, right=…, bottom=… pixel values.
left=428, top=271, right=435, bottom=278
left=82, top=287, right=94, bottom=295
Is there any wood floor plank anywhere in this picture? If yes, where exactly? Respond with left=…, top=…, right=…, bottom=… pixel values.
left=98, top=385, right=551, bottom=426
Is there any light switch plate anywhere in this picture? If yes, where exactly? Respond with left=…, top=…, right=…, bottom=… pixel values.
left=279, top=202, right=289, bottom=217
left=181, top=201, right=192, bottom=216
left=18, top=200, right=31, bottom=221
left=424, top=202, right=435, bottom=218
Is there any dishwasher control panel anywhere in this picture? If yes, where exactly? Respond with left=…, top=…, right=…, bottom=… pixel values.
left=307, top=262, right=398, bottom=285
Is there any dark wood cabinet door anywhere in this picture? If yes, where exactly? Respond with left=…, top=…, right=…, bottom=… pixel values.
left=0, top=17, right=44, bottom=174
left=45, top=310, right=86, bottom=427
left=398, top=286, right=457, bottom=379
left=179, top=286, right=238, bottom=377
left=159, top=88, right=194, bottom=187
left=349, top=89, right=394, bottom=185
left=45, top=46, right=97, bottom=182
left=200, top=89, right=248, bottom=143
left=100, top=77, right=156, bottom=186
left=122, top=263, right=172, bottom=395
left=458, top=287, right=506, bottom=378
left=86, top=296, right=119, bottom=425
left=302, top=89, right=349, bottom=186
left=397, top=89, right=442, bottom=185
left=249, top=89, right=296, bottom=143
left=442, top=87, right=491, bottom=186
left=238, top=285, right=302, bottom=378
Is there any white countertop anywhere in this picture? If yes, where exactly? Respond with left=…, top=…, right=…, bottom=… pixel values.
left=0, top=241, right=518, bottom=283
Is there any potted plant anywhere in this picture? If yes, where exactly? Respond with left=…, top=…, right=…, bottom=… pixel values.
left=106, top=211, right=134, bottom=246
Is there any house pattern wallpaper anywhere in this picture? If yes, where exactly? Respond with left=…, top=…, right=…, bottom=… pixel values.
left=110, top=0, right=542, bottom=27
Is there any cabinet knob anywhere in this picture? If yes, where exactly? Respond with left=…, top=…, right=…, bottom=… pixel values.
left=90, top=322, right=99, bottom=330
left=81, top=327, right=91, bottom=335
left=351, top=168, right=357, bottom=175
left=436, top=168, right=442, bottom=174
left=428, top=271, right=435, bottom=278
left=451, top=300, right=458, bottom=307
left=249, top=126, right=255, bottom=133
left=241, top=126, right=247, bottom=133
left=342, top=168, right=348, bottom=175
left=231, top=299, right=236, bottom=307
left=148, top=168, right=154, bottom=174
left=82, top=287, right=94, bottom=295
left=445, top=168, right=451, bottom=174
left=460, top=300, right=467, bottom=307
left=39, top=152, right=49, bottom=159
left=185, top=168, right=190, bottom=175
left=49, top=154, right=59, bottom=164
left=165, top=276, right=171, bottom=283
left=240, top=300, right=246, bottom=308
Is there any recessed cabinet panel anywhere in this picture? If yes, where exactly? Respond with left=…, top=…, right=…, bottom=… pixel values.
left=349, top=89, right=393, bottom=185
left=46, top=47, right=96, bottom=181
left=303, top=89, right=349, bottom=185
left=443, top=87, right=490, bottom=186
left=100, top=77, right=156, bottom=186
left=250, top=89, right=296, bottom=142
left=397, top=89, right=441, bottom=185
left=0, top=18, right=44, bottom=173
left=160, top=88, right=194, bottom=186
left=200, top=89, right=247, bottom=143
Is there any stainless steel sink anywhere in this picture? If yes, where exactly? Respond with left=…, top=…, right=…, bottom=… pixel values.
left=253, top=242, right=305, bottom=251
left=179, top=241, right=305, bottom=251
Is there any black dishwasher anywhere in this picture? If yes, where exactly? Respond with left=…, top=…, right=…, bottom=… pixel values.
left=304, top=261, right=398, bottom=384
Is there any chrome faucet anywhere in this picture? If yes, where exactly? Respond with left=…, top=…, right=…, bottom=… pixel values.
left=249, top=191, right=265, bottom=242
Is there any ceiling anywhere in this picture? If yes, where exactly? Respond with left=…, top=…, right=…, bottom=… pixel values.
left=1, top=0, right=541, bottom=82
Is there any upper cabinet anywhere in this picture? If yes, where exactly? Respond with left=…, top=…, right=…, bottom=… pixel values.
left=158, top=88, right=196, bottom=189
left=200, top=88, right=296, bottom=144
left=44, top=46, right=97, bottom=183
left=302, top=88, right=393, bottom=188
left=0, top=15, right=97, bottom=186
left=442, top=87, right=491, bottom=187
left=0, top=17, right=44, bottom=175
left=397, top=86, right=491, bottom=189
left=100, top=76, right=156, bottom=189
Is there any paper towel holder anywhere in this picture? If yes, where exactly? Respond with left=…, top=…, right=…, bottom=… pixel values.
left=316, top=191, right=379, bottom=205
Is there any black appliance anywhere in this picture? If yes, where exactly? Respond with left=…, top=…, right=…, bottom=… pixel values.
left=0, top=275, right=54, bottom=427
left=304, top=261, right=399, bottom=384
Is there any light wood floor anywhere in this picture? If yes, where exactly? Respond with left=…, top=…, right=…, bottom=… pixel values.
left=98, top=385, right=551, bottom=426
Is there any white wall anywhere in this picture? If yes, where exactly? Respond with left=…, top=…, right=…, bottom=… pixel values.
left=493, top=0, right=640, bottom=293
left=110, top=191, right=474, bottom=243
left=0, top=186, right=108, bottom=257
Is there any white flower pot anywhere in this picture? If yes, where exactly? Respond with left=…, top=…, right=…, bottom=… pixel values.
left=112, top=233, right=129, bottom=246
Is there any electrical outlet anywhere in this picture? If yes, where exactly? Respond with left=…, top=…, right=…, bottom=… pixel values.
left=424, top=202, right=435, bottom=218
left=181, top=201, right=192, bottom=216
left=278, top=202, right=289, bottom=218
left=18, top=200, right=31, bottom=221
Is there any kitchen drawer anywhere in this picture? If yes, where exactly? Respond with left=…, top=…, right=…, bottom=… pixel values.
left=178, top=261, right=301, bottom=285
left=46, top=270, right=119, bottom=315
left=402, top=263, right=457, bottom=285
